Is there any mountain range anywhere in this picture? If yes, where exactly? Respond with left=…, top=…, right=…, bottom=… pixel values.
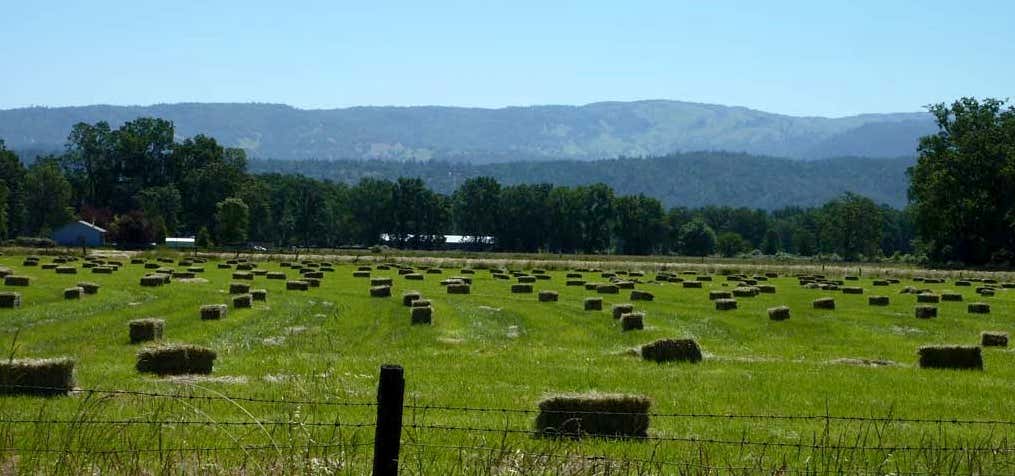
left=0, top=100, right=935, bottom=162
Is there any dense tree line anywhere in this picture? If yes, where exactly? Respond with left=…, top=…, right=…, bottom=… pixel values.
left=0, top=119, right=908, bottom=260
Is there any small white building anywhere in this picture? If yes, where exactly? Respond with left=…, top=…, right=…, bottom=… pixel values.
left=165, top=237, right=196, bottom=249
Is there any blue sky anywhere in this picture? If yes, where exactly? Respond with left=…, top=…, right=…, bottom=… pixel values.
left=2, top=1, right=1012, bottom=116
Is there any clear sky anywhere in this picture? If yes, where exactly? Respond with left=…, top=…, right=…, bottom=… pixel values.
left=2, top=1, right=1012, bottom=117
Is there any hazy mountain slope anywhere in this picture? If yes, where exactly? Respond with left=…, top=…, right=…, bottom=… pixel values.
left=0, top=101, right=935, bottom=161
left=249, top=152, right=914, bottom=209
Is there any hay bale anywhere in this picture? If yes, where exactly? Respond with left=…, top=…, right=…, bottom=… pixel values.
left=251, top=289, right=267, bottom=301
left=303, top=271, right=325, bottom=279
left=682, top=281, right=703, bottom=289
left=305, top=277, right=321, bottom=288
left=63, top=287, right=83, bottom=300
left=977, top=287, right=996, bottom=296
left=917, top=293, right=940, bottom=303
left=955, top=280, right=971, bottom=287
left=232, top=272, right=253, bottom=280
left=917, top=345, right=983, bottom=370
left=630, top=290, right=654, bottom=301
left=232, top=294, right=253, bottom=308
left=615, top=281, right=635, bottom=289
left=868, top=296, right=890, bottom=306
left=941, top=292, right=963, bottom=302
left=200, top=304, right=227, bottom=320
left=872, top=280, right=889, bottom=286
left=842, top=287, right=864, bottom=295
left=371, top=277, right=394, bottom=286
left=566, top=280, right=586, bottom=286
left=696, top=276, right=712, bottom=282
left=172, top=271, right=195, bottom=279
left=715, top=298, right=738, bottom=311
left=732, top=287, right=758, bottom=298
left=286, top=280, right=309, bottom=291
left=370, top=285, right=392, bottom=297
left=914, top=305, right=938, bottom=319
left=217, top=263, right=231, bottom=269
left=620, top=313, right=644, bottom=331
left=640, top=338, right=702, bottom=363
left=405, top=273, right=424, bottom=281
left=92, top=266, right=114, bottom=274
left=4, top=275, right=30, bottom=286
left=709, top=291, right=732, bottom=300
left=353, top=271, right=370, bottom=278
left=566, top=272, right=583, bottom=279
left=136, top=344, right=216, bottom=375
left=757, top=285, right=776, bottom=294
left=768, top=306, right=790, bottom=321
left=511, top=284, right=533, bottom=294
left=612, top=304, right=634, bottom=319
left=139, top=275, right=165, bottom=287
left=411, top=299, right=432, bottom=308
left=410, top=306, right=432, bottom=325
left=812, top=297, right=835, bottom=310
left=0, top=358, right=75, bottom=396
left=596, top=284, right=619, bottom=294
left=228, top=282, right=251, bottom=294
left=584, top=297, right=603, bottom=311
left=0, top=291, right=21, bottom=308
left=129, top=318, right=164, bottom=344
left=402, top=291, right=422, bottom=306
left=55, top=266, right=77, bottom=275
left=967, top=302, right=991, bottom=314
left=981, top=331, right=1008, bottom=347
left=517, top=275, right=536, bottom=283
left=537, top=290, right=559, bottom=302
left=535, top=393, right=651, bottom=438
left=266, top=272, right=286, bottom=280
left=447, top=283, right=471, bottom=294
left=426, top=268, right=443, bottom=275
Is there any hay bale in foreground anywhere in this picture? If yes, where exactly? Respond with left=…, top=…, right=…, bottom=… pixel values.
left=584, top=297, right=603, bottom=311
left=402, top=291, right=422, bottom=306
left=757, top=285, right=776, bottom=294
left=232, top=294, right=253, bottom=308
left=967, top=302, right=991, bottom=314
left=404, top=273, right=424, bottom=281
left=597, top=284, right=619, bottom=294
left=228, top=282, right=251, bottom=294
left=447, top=283, right=471, bottom=294
left=917, top=293, right=940, bottom=303
left=708, top=290, right=732, bottom=300
left=286, top=280, right=309, bottom=291
left=77, top=282, right=100, bottom=295
left=612, top=304, right=634, bottom=320
left=641, top=338, right=702, bottom=363
left=129, top=318, right=164, bottom=343
left=55, top=266, right=77, bottom=275
left=200, top=304, right=227, bottom=320
left=0, top=291, right=21, bottom=308
left=630, top=290, right=654, bottom=301
left=0, top=358, right=75, bottom=396
left=941, top=293, right=963, bottom=302
left=411, top=299, right=432, bottom=308
left=511, top=284, right=533, bottom=294
left=410, top=306, right=432, bottom=325
left=682, top=281, right=703, bottom=289
left=63, top=287, right=83, bottom=300
left=136, top=344, right=216, bottom=375
left=917, top=345, right=982, bottom=370
left=715, top=298, right=737, bottom=311
left=914, top=305, right=937, bottom=319
left=4, top=275, right=30, bottom=286
left=812, top=297, right=835, bottom=310
left=868, top=296, right=890, bottom=306
left=841, top=286, right=864, bottom=295
left=981, top=332, right=1008, bottom=347
left=768, top=306, right=790, bottom=321
left=266, top=272, right=286, bottom=280
left=538, top=290, right=558, bottom=302
left=536, top=393, right=651, bottom=439
left=370, top=285, right=392, bottom=297
left=251, top=289, right=267, bottom=301
left=621, top=313, right=644, bottom=330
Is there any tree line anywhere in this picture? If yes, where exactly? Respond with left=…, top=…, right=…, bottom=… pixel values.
left=0, top=97, right=1008, bottom=265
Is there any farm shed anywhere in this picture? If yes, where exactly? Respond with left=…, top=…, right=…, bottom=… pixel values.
left=165, top=237, right=196, bottom=249
left=52, top=221, right=106, bottom=247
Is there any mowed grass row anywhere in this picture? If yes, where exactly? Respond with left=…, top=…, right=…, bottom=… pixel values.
left=0, top=253, right=1013, bottom=474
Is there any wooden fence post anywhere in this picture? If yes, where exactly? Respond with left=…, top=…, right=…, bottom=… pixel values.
left=372, top=364, right=405, bottom=476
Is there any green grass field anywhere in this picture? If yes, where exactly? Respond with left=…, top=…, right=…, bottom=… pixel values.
left=0, top=251, right=1013, bottom=475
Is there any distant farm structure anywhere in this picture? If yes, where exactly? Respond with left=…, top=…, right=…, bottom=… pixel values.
left=52, top=221, right=106, bottom=247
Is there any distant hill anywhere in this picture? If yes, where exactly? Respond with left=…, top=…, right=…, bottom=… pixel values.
left=0, top=101, right=935, bottom=162
left=250, top=152, right=915, bottom=209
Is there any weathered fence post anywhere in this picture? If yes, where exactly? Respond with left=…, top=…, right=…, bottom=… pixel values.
left=372, top=364, right=405, bottom=476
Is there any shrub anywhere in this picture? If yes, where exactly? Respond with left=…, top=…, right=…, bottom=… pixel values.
left=914, top=305, right=938, bottom=319
left=715, top=298, right=737, bottom=311
left=641, top=339, right=702, bottom=363
left=612, top=304, right=634, bottom=320
left=228, top=283, right=251, bottom=294
left=4, top=275, right=30, bottom=286
left=286, top=280, right=309, bottom=291
left=981, top=331, right=1008, bottom=347
left=200, top=304, right=227, bottom=320
left=447, top=283, right=471, bottom=294
left=584, top=297, right=602, bottom=311
left=768, top=306, right=790, bottom=321
left=630, top=290, right=654, bottom=301
left=0, top=358, right=75, bottom=395
left=63, top=287, right=83, bottom=300
left=812, top=297, right=835, bottom=310
left=621, top=313, right=644, bottom=331
left=0, top=291, right=21, bottom=308
left=411, top=306, right=432, bottom=325
left=232, top=294, right=252, bottom=308
left=136, top=344, right=216, bottom=375
left=868, top=296, right=890, bottom=306
left=917, top=345, right=983, bottom=370
left=370, top=285, right=391, bottom=297
left=511, top=284, right=533, bottom=294
left=967, top=302, right=991, bottom=314
left=536, top=393, right=650, bottom=439
left=538, top=290, right=558, bottom=302
left=129, top=318, right=164, bottom=344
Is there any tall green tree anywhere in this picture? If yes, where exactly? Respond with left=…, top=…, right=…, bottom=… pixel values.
left=0, top=141, right=25, bottom=238
left=348, top=178, right=395, bottom=245
left=134, top=185, right=182, bottom=235
left=215, top=197, right=249, bottom=246
left=452, top=176, right=501, bottom=241
left=717, top=232, right=748, bottom=257
left=678, top=219, right=717, bottom=257
left=24, top=158, right=75, bottom=236
left=819, top=192, right=884, bottom=260
left=908, top=97, right=1015, bottom=264
left=613, top=194, right=665, bottom=255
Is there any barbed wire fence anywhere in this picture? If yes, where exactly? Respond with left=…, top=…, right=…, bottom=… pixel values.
left=2, top=365, right=1015, bottom=475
